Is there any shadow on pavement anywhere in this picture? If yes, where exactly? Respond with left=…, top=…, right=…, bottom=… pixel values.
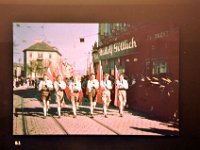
left=128, top=109, right=179, bottom=129
left=130, top=127, right=179, bottom=136
left=13, top=88, right=41, bottom=100
left=15, top=107, right=72, bottom=117
left=14, top=106, right=95, bottom=118
left=13, top=88, right=179, bottom=129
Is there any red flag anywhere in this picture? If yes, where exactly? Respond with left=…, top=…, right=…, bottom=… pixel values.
left=88, top=62, right=95, bottom=75
left=114, top=65, right=120, bottom=107
left=57, top=59, right=65, bottom=79
left=57, top=59, right=71, bottom=100
left=79, top=89, right=83, bottom=105
left=46, top=63, right=55, bottom=82
left=64, top=84, right=71, bottom=100
left=96, top=61, right=103, bottom=104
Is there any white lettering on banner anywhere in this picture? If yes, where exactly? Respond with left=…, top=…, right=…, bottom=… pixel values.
left=99, top=37, right=137, bottom=57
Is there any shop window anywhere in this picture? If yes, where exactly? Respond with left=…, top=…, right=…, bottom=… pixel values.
left=106, top=59, right=109, bottom=67
left=146, top=59, right=168, bottom=75
left=110, top=59, right=115, bottom=68
left=145, top=60, right=151, bottom=72
left=152, top=61, right=168, bottom=75
left=120, top=58, right=125, bottom=67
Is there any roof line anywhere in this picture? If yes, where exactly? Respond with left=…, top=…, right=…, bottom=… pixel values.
left=23, top=49, right=62, bottom=56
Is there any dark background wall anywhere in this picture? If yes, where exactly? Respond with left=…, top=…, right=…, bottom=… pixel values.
left=0, top=0, right=200, bottom=149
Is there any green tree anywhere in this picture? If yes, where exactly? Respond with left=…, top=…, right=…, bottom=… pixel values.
left=26, top=60, right=48, bottom=78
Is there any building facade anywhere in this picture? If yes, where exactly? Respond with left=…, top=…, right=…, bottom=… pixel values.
left=23, top=41, right=62, bottom=79
left=93, top=23, right=179, bottom=120
left=13, top=63, right=24, bottom=78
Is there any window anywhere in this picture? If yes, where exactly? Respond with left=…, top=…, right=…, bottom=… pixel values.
left=145, top=59, right=168, bottom=75
left=38, top=53, right=43, bottom=59
left=49, top=53, right=52, bottom=59
left=145, top=60, right=151, bottom=75
left=105, top=24, right=111, bottom=35
left=152, top=61, right=168, bottom=75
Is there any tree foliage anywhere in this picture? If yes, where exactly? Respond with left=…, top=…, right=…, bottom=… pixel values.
left=26, top=60, right=48, bottom=77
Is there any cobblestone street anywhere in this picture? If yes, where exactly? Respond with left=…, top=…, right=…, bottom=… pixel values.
left=13, top=87, right=179, bottom=135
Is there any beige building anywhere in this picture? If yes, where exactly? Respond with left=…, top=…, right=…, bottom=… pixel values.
left=23, top=41, right=62, bottom=79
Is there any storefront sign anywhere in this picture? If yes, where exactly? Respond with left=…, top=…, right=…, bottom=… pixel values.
left=99, top=37, right=137, bottom=59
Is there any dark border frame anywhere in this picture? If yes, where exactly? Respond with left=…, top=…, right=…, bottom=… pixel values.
left=0, top=2, right=200, bottom=149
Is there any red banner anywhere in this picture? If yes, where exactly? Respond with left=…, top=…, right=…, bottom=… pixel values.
left=58, top=59, right=71, bottom=100
left=114, top=65, right=120, bottom=107
left=96, top=61, right=103, bottom=104
left=46, top=63, right=56, bottom=82
left=64, top=85, right=71, bottom=100
left=57, top=59, right=65, bottom=80
left=79, top=89, right=83, bottom=105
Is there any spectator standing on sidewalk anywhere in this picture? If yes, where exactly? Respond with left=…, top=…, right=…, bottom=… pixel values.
left=32, top=79, right=35, bottom=87
left=101, top=73, right=112, bottom=118
left=87, top=73, right=99, bottom=118
left=54, top=75, right=67, bottom=118
left=116, top=74, right=129, bottom=117
left=38, top=74, right=53, bottom=118
left=13, top=77, right=16, bottom=88
left=69, top=75, right=82, bottom=118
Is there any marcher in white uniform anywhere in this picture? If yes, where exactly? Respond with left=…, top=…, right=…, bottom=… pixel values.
left=101, top=73, right=112, bottom=118
left=54, top=75, right=66, bottom=118
left=116, top=74, right=128, bottom=117
left=69, top=75, right=82, bottom=118
left=38, top=74, right=53, bottom=118
left=87, top=73, right=99, bottom=118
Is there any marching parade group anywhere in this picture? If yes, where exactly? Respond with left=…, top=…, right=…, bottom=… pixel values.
left=38, top=73, right=129, bottom=119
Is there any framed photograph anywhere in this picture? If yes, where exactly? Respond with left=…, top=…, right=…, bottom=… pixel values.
left=1, top=0, right=200, bottom=149
left=13, top=22, right=179, bottom=136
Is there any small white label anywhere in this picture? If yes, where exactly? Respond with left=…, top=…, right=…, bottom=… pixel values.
left=15, top=140, right=21, bottom=146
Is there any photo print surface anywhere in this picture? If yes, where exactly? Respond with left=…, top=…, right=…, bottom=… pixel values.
left=13, top=23, right=179, bottom=135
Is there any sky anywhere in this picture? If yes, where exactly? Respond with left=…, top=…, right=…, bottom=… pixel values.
left=13, top=23, right=99, bottom=75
